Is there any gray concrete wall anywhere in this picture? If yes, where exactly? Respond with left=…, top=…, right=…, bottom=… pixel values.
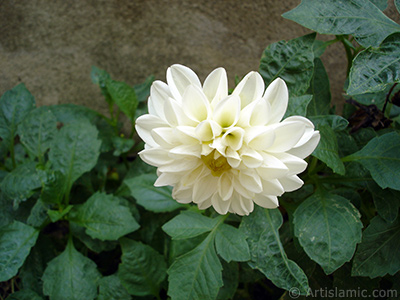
left=1, top=0, right=399, bottom=115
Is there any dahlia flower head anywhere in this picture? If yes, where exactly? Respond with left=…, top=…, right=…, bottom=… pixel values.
left=136, top=64, right=320, bottom=216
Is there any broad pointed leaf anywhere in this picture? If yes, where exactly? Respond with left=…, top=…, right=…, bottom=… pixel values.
left=312, top=125, right=345, bottom=175
left=368, top=182, right=400, bottom=223
left=167, top=234, right=223, bottom=300
left=125, top=173, right=183, bottom=212
left=282, top=0, right=400, bottom=48
left=71, top=192, right=139, bottom=241
left=294, top=190, right=362, bottom=274
left=307, top=58, right=331, bottom=116
left=352, top=215, right=400, bottom=277
left=0, top=162, right=41, bottom=208
left=163, top=211, right=218, bottom=240
left=48, top=121, right=101, bottom=189
left=344, top=132, right=400, bottom=190
left=98, top=274, right=130, bottom=300
left=0, top=221, right=39, bottom=281
left=0, top=83, right=35, bottom=156
left=259, top=33, right=315, bottom=97
left=284, top=95, right=312, bottom=118
left=118, top=239, right=166, bottom=297
left=240, top=207, right=309, bottom=295
left=348, top=33, right=400, bottom=95
left=42, top=239, right=100, bottom=300
left=215, top=223, right=250, bottom=263
left=107, top=80, right=138, bottom=121
left=18, top=106, right=57, bottom=160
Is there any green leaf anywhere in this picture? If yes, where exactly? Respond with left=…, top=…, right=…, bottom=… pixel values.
left=0, top=162, right=41, bottom=208
left=307, top=58, right=331, bottom=116
left=239, top=207, right=309, bottom=295
left=259, top=33, right=315, bottom=97
left=6, top=290, right=43, bottom=300
left=124, top=173, right=183, bottom=212
left=42, top=239, right=100, bottom=300
left=71, top=192, right=139, bottom=241
left=282, top=0, right=400, bottom=48
left=40, top=170, right=67, bottom=204
left=294, top=190, right=363, bottom=274
left=48, top=121, right=101, bottom=190
left=17, top=106, right=57, bottom=160
left=47, top=205, right=73, bottom=223
left=348, top=33, right=400, bottom=95
left=352, top=215, right=400, bottom=277
left=107, top=80, right=138, bottom=121
left=118, top=239, right=167, bottom=297
left=368, top=182, right=400, bottom=223
left=283, top=95, right=312, bottom=118
left=49, top=104, right=99, bottom=124
left=112, top=136, right=134, bottom=156
left=167, top=234, right=223, bottom=300
left=69, top=222, right=117, bottom=253
left=396, top=0, right=400, bottom=13
left=91, top=66, right=112, bottom=104
left=217, top=261, right=239, bottom=300
left=309, top=115, right=349, bottom=131
left=312, top=125, right=345, bottom=175
left=133, top=75, right=155, bottom=102
left=0, top=83, right=36, bottom=156
left=344, top=132, right=400, bottom=190
left=98, top=274, right=130, bottom=300
left=215, top=224, right=250, bottom=263
left=162, top=211, right=218, bottom=240
left=370, top=0, right=388, bottom=10
left=0, top=221, right=39, bottom=281
left=27, top=199, right=49, bottom=227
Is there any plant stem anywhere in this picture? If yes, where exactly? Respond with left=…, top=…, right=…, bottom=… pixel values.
left=338, top=35, right=354, bottom=76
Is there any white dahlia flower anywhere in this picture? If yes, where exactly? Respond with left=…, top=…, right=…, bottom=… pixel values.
left=135, top=64, right=320, bottom=215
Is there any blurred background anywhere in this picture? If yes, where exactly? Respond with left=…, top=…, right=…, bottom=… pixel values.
left=1, top=0, right=399, bottom=115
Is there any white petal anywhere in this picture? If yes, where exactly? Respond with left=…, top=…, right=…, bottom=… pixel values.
left=261, top=179, right=285, bottom=196
left=233, top=176, right=254, bottom=199
left=233, top=71, right=265, bottom=109
left=182, top=85, right=211, bottom=122
left=283, top=116, right=315, bottom=148
left=148, top=81, right=171, bottom=119
left=239, top=197, right=254, bottom=215
left=240, top=147, right=263, bottom=168
left=211, top=193, right=231, bottom=215
left=158, top=158, right=200, bottom=173
left=218, top=172, right=234, bottom=200
left=273, top=152, right=308, bottom=175
left=203, top=67, right=228, bottom=106
left=197, top=198, right=212, bottom=209
left=288, top=131, right=320, bottom=159
left=193, top=175, right=218, bottom=203
left=222, top=127, right=245, bottom=151
left=151, top=127, right=179, bottom=148
left=166, top=64, right=201, bottom=101
left=250, top=98, right=271, bottom=126
left=139, top=148, right=173, bottom=166
left=181, top=164, right=208, bottom=187
left=229, top=194, right=247, bottom=215
left=154, top=172, right=180, bottom=186
left=253, top=194, right=279, bottom=209
left=135, top=114, right=169, bottom=147
left=245, top=126, right=275, bottom=150
left=169, top=144, right=202, bottom=158
left=195, top=120, right=222, bottom=142
left=213, top=94, right=241, bottom=128
left=226, top=148, right=241, bottom=168
left=176, top=126, right=200, bottom=145
left=279, top=175, right=304, bottom=192
left=257, top=153, right=289, bottom=180
left=266, top=121, right=306, bottom=153
left=239, top=171, right=262, bottom=193
left=263, top=78, right=288, bottom=124
left=173, top=184, right=193, bottom=204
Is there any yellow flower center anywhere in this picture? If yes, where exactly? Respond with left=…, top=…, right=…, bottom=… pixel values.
left=201, top=150, right=231, bottom=177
